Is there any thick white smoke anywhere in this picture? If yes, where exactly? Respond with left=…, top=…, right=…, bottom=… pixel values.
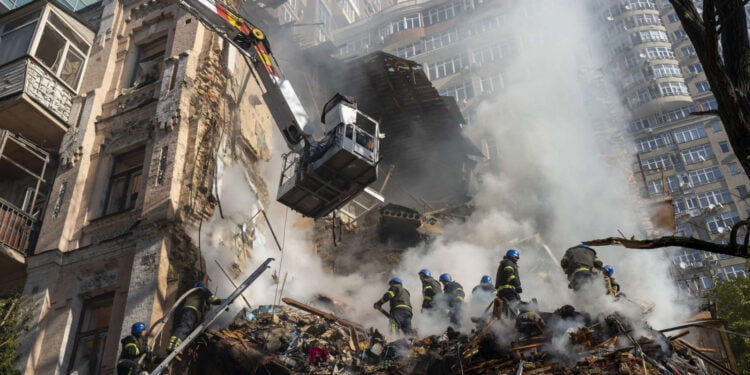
left=199, top=0, right=691, bottom=337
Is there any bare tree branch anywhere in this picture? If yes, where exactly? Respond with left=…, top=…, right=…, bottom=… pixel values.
left=583, top=220, right=750, bottom=258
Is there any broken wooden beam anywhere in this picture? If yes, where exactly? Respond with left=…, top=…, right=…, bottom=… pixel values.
left=281, top=297, right=367, bottom=332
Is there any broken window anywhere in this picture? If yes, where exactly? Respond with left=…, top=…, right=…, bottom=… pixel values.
left=0, top=11, right=38, bottom=66
left=68, top=293, right=114, bottom=375
left=31, top=11, right=89, bottom=89
left=129, top=36, right=167, bottom=88
left=104, top=146, right=145, bottom=216
left=681, top=144, right=713, bottom=165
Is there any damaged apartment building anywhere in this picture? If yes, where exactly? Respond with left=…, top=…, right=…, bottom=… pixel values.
left=0, top=0, right=278, bottom=372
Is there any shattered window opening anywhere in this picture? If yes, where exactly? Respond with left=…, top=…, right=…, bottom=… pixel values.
left=129, top=36, right=167, bottom=89
left=67, top=293, right=114, bottom=375
left=103, top=146, right=145, bottom=216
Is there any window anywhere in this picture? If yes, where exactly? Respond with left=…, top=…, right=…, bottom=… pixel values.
left=32, top=12, right=89, bottom=89
left=666, top=175, right=680, bottom=192
left=695, top=81, right=710, bottom=92
left=394, top=42, right=422, bottom=58
left=473, top=44, right=502, bottom=64
left=681, top=144, right=714, bottom=165
left=426, top=54, right=467, bottom=80
left=668, top=14, right=679, bottom=23
left=635, top=134, right=671, bottom=153
left=56, top=0, right=101, bottom=11
left=724, top=264, right=747, bottom=279
left=0, top=12, right=38, bottom=66
left=281, top=5, right=295, bottom=22
left=674, top=197, right=698, bottom=214
left=651, top=64, right=681, bottom=78
left=688, top=63, right=703, bottom=74
left=689, top=166, right=723, bottom=186
left=379, top=13, right=421, bottom=38
left=705, top=211, right=741, bottom=234
left=68, top=293, right=114, bottom=374
left=709, top=120, right=722, bottom=132
left=130, top=36, right=166, bottom=88
left=700, top=275, right=714, bottom=290
left=673, top=248, right=702, bottom=265
left=680, top=46, right=696, bottom=57
left=658, top=81, right=688, bottom=96
left=737, top=185, right=748, bottom=199
left=641, top=154, right=672, bottom=171
left=644, top=46, right=675, bottom=59
left=698, top=98, right=718, bottom=111
left=440, top=81, right=474, bottom=102
left=480, top=74, right=503, bottom=93
left=339, top=0, right=357, bottom=21
left=673, top=29, right=687, bottom=40
left=718, top=141, right=730, bottom=153
left=422, top=3, right=460, bottom=26
left=727, top=162, right=740, bottom=175
left=675, top=224, right=694, bottom=238
left=424, top=29, right=459, bottom=51
left=317, top=1, right=331, bottom=41
left=647, top=179, right=665, bottom=197
left=638, top=30, right=668, bottom=42
left=672, top=124, right=706, bottom=143
left=104, top=147, right=145, bottom=216
left=696, top=189, right=731, bottom=208
left=464, top=15, right=501, bottom=35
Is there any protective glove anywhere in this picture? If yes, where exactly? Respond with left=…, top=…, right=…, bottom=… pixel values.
left=373, top=303, right=381, bottom=310
left=516, top=287, right=523, bottom=294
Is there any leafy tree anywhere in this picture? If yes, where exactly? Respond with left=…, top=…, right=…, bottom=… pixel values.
left=707, top=274, right=750, bottom=373
left=0, top=295, right=33, bottom=375
left=666, top=0, right=750, bottom=176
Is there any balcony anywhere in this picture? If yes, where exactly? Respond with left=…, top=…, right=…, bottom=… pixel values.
left=0, top=2, right=94, bottom=148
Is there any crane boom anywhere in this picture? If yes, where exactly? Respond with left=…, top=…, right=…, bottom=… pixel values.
left=177, top=0, right=383, bottom=218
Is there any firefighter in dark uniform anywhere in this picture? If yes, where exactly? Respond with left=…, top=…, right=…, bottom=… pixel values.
left=602, top=265, right=621, bottom=296
left=373, top=277, right=414, bottom=335
left=439, top=273, right=465, bottom=328
left=117, top=322, right=163, bottom=375
left=167, top=281, right=222, bottom=353
left=418, top=269, right=442, bottom=313
left=560, top=244, right=604, bottom=291
left=495, top=249, right=522, bottom=303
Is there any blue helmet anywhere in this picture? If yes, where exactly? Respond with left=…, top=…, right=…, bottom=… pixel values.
left=578, top=243, right=591, bottom=249
left=480, top=275, right=493, bottom=284
left=195, top=281, right=207, bottom=289
left=418, top=269, right=432, bottom=277
left=439, top=273, right=452, bottom=282
left=390, top=277, right=403, bottom=285
left=131, top=322, right=147, bottom=335
left=506, top=249, right=520, bottom=259
left=603, top=265, right=614, bottom=276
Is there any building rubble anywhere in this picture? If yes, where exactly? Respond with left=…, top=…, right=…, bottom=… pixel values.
left=174, top=297, right=723, bottom=375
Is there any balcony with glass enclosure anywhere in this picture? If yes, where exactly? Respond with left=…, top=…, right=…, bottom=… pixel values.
left=0, top=1, right=94, bottom=148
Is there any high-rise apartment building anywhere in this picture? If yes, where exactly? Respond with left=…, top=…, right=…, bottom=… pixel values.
left=596, top=0, right=749, bottom=298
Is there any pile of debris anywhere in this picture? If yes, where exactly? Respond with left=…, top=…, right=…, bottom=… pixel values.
left=180, top=299, right=723, bottom=375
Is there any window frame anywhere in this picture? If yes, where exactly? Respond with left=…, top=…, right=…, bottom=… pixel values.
left=67, top=292, right=115, bottom=374
left=102, top=146, right=146, bottom=216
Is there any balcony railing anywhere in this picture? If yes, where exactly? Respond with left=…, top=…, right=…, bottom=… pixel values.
left=0, top=56, right=76, bottom=123
left=0, top=197, right=38, bottom=256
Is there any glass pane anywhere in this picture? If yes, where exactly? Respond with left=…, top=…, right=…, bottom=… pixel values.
left=60, top=47, right=84, bottom=87
left=0, top=22, right=36, bottom=65
left=34, top=25, right=66, bottom=73
left=87, top=304, right=112, bottom=330
left=48, top=12, right=89, bottom=54
left=69, top=331, right=106, bottom=375
left=106, top=175, right=127, bottom=214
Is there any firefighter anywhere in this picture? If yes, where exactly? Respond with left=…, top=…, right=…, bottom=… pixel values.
left=602, top=265, right=621, bottom=296
left=373, top=277, right=414, bottom=336
left=117, top=322, right=163, bottom=375
left=418, top=269, right=442, bottom=312
left=167, top=281, right=223, bottom=353
left=470, top=275, right=496, bottom=316
left=560, top=244, right=603, bottom=291
left=439, top=273, right=465, bottom=328
left=495, top=249, right=522, bottom=303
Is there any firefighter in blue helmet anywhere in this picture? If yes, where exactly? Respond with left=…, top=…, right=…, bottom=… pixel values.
left=418, top=269, right=442, bottom=312
left=602, top=265, right=621, bottom=296
left=496, top=249, right=522, bottom=303
left=167, top=281, right=223, bottom=353
left=439, top=273, right=465, bottom=328
left=470, top=275, right=496, bottom=317
left=560, top=244, right=604, bottom=291
left=117, top=322, right=163, bottom=375
left=374, top=277, right=414, bottom=335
